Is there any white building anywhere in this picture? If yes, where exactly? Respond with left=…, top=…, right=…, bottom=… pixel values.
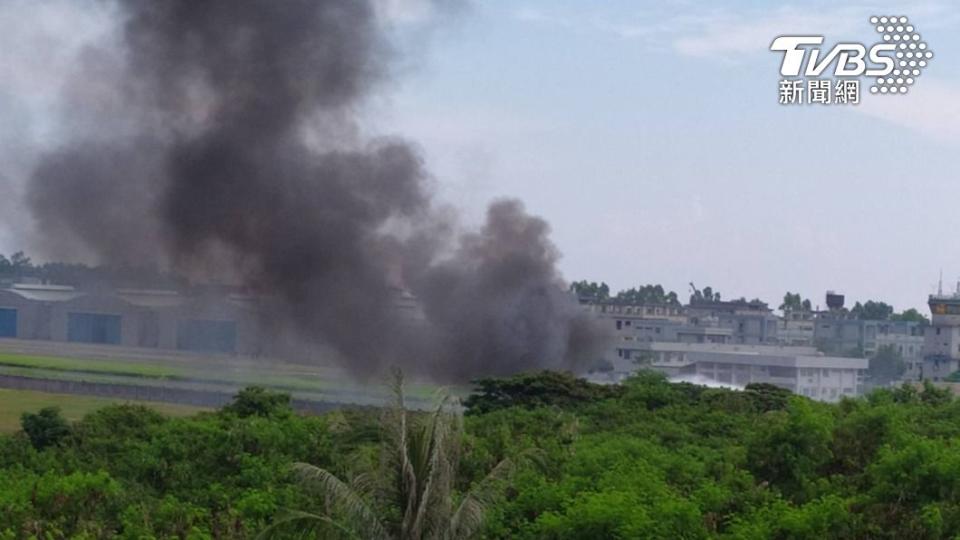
left=608, top=341, right=868, bottom=402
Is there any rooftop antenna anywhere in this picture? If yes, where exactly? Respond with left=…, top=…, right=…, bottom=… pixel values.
left=939, top=269, right=943, bottom=296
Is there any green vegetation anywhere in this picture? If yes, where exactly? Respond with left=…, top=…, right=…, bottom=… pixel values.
left=0, top=350, right=450, bottom=407
left=0, top=388, right=206, bottom=432
left=688, top=283, right=722, bottom=303
left=612, top=284, right=680, bottom=306
left=569, top=281, right=681, bottom=305
left=264, top=372, right=524, bottom=539
left=0, top=353, right=181, bottom=379
left=846, top=300, right=930, bottom=324
left=0, top=250, right=185, bottom=290
left=851, top=300, right=895, bottom=321
left=568, top=280, right=610, bottom=301
left=3, top=372, right=960, bottom=538
left=20, top=407, right=71, bottom=450
left=780, top=292, right=812, bottom=312
left=892, top=307, right=931, bottom=325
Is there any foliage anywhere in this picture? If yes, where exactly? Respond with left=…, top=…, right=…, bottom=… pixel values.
left=689, top=283, right=722, bottom=304
left=568, top=280, right=609, bottom=301
left=20, top=406, right=71, bottom=450
left=891, top=307, right=931, bottom=325
left=780, top=291, right=812, bottom=312
left=570, top=280, right=680, bottom=306
left=612, top=284, right=680, bottom=306
left=263, top=371, right=524, bottom=539
left=2, top=374, right=960, bottom=538
left=851, top=300, right=895, bottom=321
left=222, top=386, right=293, bottom=418
left=743, top=382, right=793, bottom=412
left=0, top=250, right=186, bottom=289
left=463, top=370, right=624, bottom=415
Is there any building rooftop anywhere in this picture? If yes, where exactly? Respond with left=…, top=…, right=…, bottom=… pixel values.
left=639, top=341, right=819, bottom=357
left=6, top=284, right=84, bottom=302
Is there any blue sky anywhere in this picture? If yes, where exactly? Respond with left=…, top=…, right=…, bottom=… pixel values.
left=3, top=0, right=960, bottom=312
left=372, top=0, right=960, bottom=311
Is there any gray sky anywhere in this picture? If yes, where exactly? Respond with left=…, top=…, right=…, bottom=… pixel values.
left=3, top=0, right=960, bottom=312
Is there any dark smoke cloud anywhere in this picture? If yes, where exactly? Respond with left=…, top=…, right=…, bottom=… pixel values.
left=19, top=0, right=602, bottom=380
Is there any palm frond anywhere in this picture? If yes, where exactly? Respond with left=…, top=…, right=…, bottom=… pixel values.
left=385, top=368, right=420, bottom=539
left=292, top=462, right=390, bottom=540
left=449, top=450, right=538, bottom=540
left=410, top=393, right=458, bottom=538
left=257, top=509, right=358, bottom=540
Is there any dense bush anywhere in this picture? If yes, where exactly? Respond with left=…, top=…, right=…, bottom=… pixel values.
left=2, top=375, right=960, bottom=538
left=20, top=406, right=71, bottom=450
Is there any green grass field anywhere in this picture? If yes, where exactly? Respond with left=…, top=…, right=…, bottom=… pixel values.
left=0, top=352, right=182, bottom=379
left=0, top=347, right=464, bottom=412
left=0, top=388, right=208, bottom=433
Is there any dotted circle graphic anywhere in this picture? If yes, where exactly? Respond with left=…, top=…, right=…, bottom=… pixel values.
left=868, top=16, right=932, bottom=95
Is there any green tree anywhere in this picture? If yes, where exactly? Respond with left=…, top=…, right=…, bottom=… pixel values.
left=613, top=284, right=681, bottom=305
left=264, top=371, right=524, bottom=539
left=21, top=407, right=71, bottom=450
left=689, top=283, right=721, bottom=304
left=891, top=308, right=930, bottom=325
left=746, top=399, right=834, bottom=500
left=569, top=280, right=610, bottom=302
left=223, top=386, right=293, bottom=418
left=9, top=251, right=32, bottom=279
left=850, top=300, right=894, bottom=321
left=780, top=292, right=812, bottom=312
left=743, top=383, right=793, bottom=413
left=464, top=371, right=624, bottom=415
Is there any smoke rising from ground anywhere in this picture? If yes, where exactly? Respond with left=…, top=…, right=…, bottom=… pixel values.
left=17, top=0, right=602, bottom=380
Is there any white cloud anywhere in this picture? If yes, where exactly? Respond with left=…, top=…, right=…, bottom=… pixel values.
left=672, top=7, right=862, bottom=59
left=852, top=78, right=960, bottom=143
left=513, top=2, right=960, bottom=60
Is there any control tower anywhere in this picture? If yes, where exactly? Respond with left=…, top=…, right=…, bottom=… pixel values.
left=923, top=283, right=960, bottom=380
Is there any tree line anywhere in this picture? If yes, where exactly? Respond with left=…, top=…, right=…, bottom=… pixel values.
left=4, top=372, right=960, bottom=538
left=0, top=251, right=185, bottom=290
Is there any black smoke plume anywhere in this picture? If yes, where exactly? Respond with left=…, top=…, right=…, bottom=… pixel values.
left=21, top=0, right=602, bottom=380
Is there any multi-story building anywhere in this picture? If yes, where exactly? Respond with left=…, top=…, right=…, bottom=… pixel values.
left=813, top=317, right=924, bottom=365
left=921, top=291, right=960, bottom=381
left=685, top=299, right=780, bottom=345
left=778, top=309, right=816, bottom=347
left=584, top=298, right=780, bottom=346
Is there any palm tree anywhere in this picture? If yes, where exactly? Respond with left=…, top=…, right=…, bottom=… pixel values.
left=261, top=370, right=523, bottom=540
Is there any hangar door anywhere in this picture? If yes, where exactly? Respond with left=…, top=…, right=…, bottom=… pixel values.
left=0, top=308, right=16, bottom=338
left=68, top=313, right=121, bottom=345
left=177, top=319, right=237, bottom=354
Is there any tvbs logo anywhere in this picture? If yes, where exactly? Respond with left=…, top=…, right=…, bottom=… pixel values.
left=771, top=16, right=933, bottom=103
left=771, top=36, right=895, bottom=77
